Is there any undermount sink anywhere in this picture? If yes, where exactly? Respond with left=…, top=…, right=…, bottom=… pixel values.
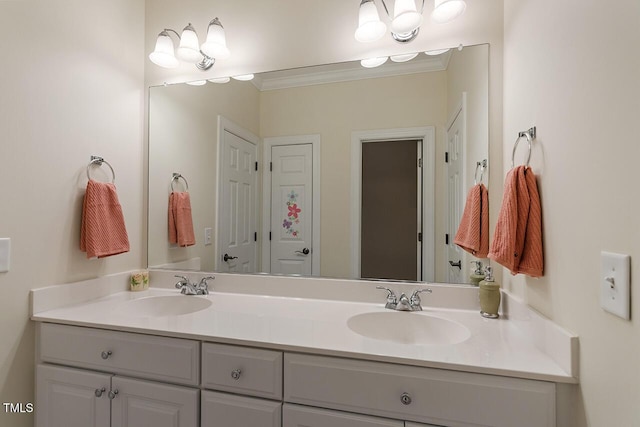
left=116, top=295, right=212, bottom=317
left=347, top=312, right=471, bottom=345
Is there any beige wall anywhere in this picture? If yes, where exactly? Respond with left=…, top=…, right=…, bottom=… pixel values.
left=260, top=72, right=448, bottom=278
left=503, top=0, right=640, bottom=425
left=0, top=1, right=146, bottom=426
left=148, top=81, right=260, bottom=271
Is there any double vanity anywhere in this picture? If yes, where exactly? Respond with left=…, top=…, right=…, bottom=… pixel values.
left=31, top=271, right=578, bottom=427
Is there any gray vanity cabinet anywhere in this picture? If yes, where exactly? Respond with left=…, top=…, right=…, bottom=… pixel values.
left=36, top=364, right=198, bottom=427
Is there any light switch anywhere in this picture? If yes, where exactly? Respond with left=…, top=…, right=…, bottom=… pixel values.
left=0, top=238, right=10, bottom=273
left=600, top=251, right=630, bottom=320
left=204, top=228, right=212, bottom=246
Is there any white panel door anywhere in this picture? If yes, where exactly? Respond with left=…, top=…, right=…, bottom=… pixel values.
left=36, top=364, right=111, bottom=427
left=110, top=377, right=198, bottom=427
left=270, top=144, right=313, bottom=275
left=446, top=109, right=464, bottom=283
left=201, top=390, right=282, bottom=427
left=220, top=130, right=257, bottom=273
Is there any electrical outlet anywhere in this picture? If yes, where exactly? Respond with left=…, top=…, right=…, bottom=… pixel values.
left=204, top=228, right=212, bottom=246
left=600, top=251, right=630, bottom=320
left=0, top=238, right=10, bottom=273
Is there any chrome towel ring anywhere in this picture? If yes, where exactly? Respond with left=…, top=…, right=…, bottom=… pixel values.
left=171, top=173, right=189, bottom=192
left=511, top=127, right=536, bottom=169
left=474, top=159, right=487, bottom=185
left=86, top=156, right=115, bottom=183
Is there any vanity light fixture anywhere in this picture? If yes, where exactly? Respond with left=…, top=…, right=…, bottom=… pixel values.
left=232, top=74, right=255, bottom=81
left=208, top=77, right=231, bottom=84
left=149, top=18, right=230, bottom=71
left=360, top=56, right=389, bottom=68
left=355, top=0, right=466, bottom=44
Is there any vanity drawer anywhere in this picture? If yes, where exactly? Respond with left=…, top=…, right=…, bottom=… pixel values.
left=283, top=403, right=403, bottom=427
left=202, top=342, right=283, bottom=399
left=39, top=323, right=199, bottom=386
left=284, top=354, right=556, bottom=427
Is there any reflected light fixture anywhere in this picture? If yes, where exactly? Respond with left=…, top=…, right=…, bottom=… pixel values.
left=186, top=80, right=207, bottom=86
left=355, top=0, right=466, bottom=44
left=390, top=52, right=419, bottom=62
left=232, top=74, right=255, bottom=81
left=149, top=18, right=230, bottom=71
left=208, top=77, right=231, bottom=84
left=361, top=56, right=389, bottom=68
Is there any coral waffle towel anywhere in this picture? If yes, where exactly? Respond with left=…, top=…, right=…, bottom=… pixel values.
left=454, top=183, right=489, bottom=258
left=169, top=192, right=196, bottom=247
left=488, top=166, right=543, bottom=277
left=80, top=180, right=130, bottom=258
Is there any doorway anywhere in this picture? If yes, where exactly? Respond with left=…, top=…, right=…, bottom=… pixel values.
left=351, top=127, right=435, bottom=281
left=361, top=140, right=421, bottom=281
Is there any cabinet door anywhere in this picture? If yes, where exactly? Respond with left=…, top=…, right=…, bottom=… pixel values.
left=202, top=390, right=282, bottom=427
left=284, top=403, right=403, bottom=427
left=36, top=364, right=111, bottom=427
left=110, top=377, right=198, bottom=427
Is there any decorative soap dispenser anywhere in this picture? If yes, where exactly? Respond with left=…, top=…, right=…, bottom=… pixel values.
left=479, top=266, right=500, bottom=318
left=470, top=261, right=485, bottom=286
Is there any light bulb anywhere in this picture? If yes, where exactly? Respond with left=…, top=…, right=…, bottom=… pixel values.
left=391, top=0, right=423, bottom=34
left=431, top=0, right=466, bottom=24
left=201, top=18, right=230, bottom=59
left=355, top=0, right=387, bottom=43
left=176, top=23, right=202, bottom=63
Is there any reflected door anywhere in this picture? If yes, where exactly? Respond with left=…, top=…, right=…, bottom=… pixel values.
left=270, top=144, right=313, bottom=275
left=219, top=130, right=258, bottom=273
left=446, top=107, right=464, bottom=283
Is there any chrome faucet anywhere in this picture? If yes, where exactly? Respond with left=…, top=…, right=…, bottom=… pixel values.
left=174, top=275, right=214, bottom=295
left=376, top=286, right=432, bottom=311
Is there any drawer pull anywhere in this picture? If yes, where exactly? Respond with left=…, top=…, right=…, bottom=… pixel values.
left=231, top=369, right=242, bottom=380
left=101, top=350, right=113, bottom=360
left=400, top=392, right=412, bottom=405
left=108, top=389, right=119, bottom=400
left=94, top=387, right=106, bottom=398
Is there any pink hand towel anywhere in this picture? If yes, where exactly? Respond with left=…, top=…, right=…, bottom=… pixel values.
left=454, top=183, right=489, bottom=258
left=80, top=180, right=130, bottom=259
left=169, top=191, right=196, bottom=247
left=488, top=166, right=543, bottom=277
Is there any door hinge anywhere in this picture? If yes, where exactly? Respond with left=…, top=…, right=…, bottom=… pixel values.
left=255, top=161, right=258, bottom=171
left=445, top=233, right=449, bottom=245
left=445, top=152, right=449, bottom=163
left=418, top=158, right=423, bottom=168
left=269, top=232, right=272, bottom=241
left=418, top=232, right=422, bottom=242
left=270, top=162, right=273, bottom=172
left=254, top=232, right=257, bottom=242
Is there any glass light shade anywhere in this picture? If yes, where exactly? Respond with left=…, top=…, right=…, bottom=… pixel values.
left=431, top=0, right=466, bottom=24
left=186, top=80, right=207, bottom=86
left=176, top=24, right=202, bottom=63
left=149, top=31, right=179, bottom=68
left=208, top=77, right=231, bottom=84
left=355, top=0, right=387, bottom=43
left=391, top=0, right=423, bottom=34
left=232, top=74, right=254, bottom=81
left=390, top=52, right=419, bottom=62
left=201, top=18, right=230, bottom=59
left=360, top=56, right=388, bottom=68
left=425, top=48, right=450, bottom=55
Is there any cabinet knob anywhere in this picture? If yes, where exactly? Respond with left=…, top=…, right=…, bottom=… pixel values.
left=94, top=387, right=106, bottom=398
left=231, top=369, right=242, bottom=380
left=108, top=389, right=119, bottom=400
left=101, top=350, right=113, bottom=360
left=400, top=392, right=412, bottom=405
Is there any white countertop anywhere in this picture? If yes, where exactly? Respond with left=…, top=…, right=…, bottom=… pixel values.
left=31, top=284, right=578, bottom=384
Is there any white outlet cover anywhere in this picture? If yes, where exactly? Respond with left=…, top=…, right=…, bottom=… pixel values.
left=0, top=238, right=10, bottom=273
left=600, top=251, right=630, bottom=320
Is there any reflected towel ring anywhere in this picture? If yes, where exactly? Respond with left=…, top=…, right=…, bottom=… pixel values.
left=86, top=156, right=115, bottom=183
left=474, top=159, right=487, bottom=185
left=511, top=127, right=536, bottom=168
left=171, top=173, right=189, bottom=192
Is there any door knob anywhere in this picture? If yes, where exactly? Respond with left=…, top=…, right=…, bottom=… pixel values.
left=223, top=253, right=238, bottom=262
left=295, top=248, right=310, bottom=255
left=449, top=260, right=462, bottom=270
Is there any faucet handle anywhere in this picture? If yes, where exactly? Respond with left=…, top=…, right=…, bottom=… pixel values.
left=197, top=276, right=215, bottom=295
left=410, top=288, right=432, bottom=310
left=174, top=275, right=189, bottom=289
left=376, top=286, right=398, bottom=309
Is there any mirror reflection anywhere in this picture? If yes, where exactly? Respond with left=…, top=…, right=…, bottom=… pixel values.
left=148, top=44, right=488, bottom=284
